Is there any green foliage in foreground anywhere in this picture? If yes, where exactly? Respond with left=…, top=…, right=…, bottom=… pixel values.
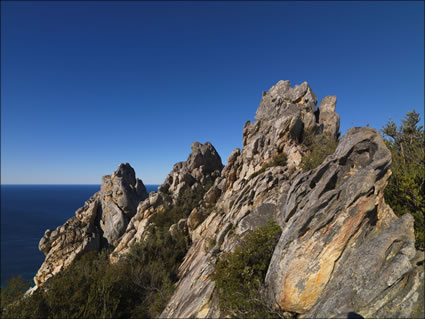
left=300, top=129, right=338, bottom=171
left=1, top=184, right=208, bottom=319
left=251, top=152, right=288, bottom=178
left=381, top=110, right=425, bottom=249
left=0, top=275, right=32, bottom=314
left=211, top=221, right=283, bottom=318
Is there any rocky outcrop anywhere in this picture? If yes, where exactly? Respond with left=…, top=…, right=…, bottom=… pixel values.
left=31, top=80, right=423, bottom=318
left=160, top=82, right=423, bottom=318
left=161, top=80, right=333, bottom=318
left=34, top=163, right=147, bottom=287
left=110, top=141, right=223, bottom=262
left=265, top=127, right=423, bottom=318
left=317, top=95, right=340, bottom=139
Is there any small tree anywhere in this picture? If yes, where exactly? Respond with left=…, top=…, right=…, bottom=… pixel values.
left=300, top=129, right=338, bottom=171
left=381, top=110, right=425, bottom=249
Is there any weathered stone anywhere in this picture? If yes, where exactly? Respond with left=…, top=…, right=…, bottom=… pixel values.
left=33, top=163, right=148, bottom=288
left=110, top=142, right=223, bottom=262
left=161, top=82, right=421, bottom=319
left=31, top=80, right=422, bottom=319
left=318, top=96, right=340, bottom=139
left=265, top=127, right=422, bottom=318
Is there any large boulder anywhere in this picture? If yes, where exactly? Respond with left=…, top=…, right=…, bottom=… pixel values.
left=99, top=163, right=147, bottom=245
left=265, top=127, right=423, bottom=317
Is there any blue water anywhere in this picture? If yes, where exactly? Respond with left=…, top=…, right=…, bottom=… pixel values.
left=1, top=184, right=159, bottom=288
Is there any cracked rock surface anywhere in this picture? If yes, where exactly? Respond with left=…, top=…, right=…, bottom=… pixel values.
left=32, top=80, right=424, bottom=318
left=35, top=163, right=147, bottom=287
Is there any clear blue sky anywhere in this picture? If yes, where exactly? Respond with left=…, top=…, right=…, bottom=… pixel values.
left=1, top=1, right=424, bottom=184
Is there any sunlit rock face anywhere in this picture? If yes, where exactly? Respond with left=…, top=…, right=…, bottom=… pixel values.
left=32, top=80, right=424, bottom=318
left=110, top=141, right=224, bottom=263
left=35, top=163, right=147, bottom=287
left=265, top=127, right=423, bottom=318
left=160, top=80, right=341, bottom=318
left=160, top=81, right=423, bottom=319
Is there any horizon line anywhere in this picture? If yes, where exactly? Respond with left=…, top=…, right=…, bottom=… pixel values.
left=0, top=183, right=162, bottom=186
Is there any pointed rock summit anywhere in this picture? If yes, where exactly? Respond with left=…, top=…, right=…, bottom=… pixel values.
left=110, top=141, right=223, bottom=262
left=35, top=163, right=148, bottom=287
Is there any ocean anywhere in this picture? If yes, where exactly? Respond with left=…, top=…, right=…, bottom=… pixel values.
left=0, top=184, right=159, bottom=288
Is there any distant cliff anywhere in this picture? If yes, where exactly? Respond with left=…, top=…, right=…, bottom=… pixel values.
left=30, top=80, right=424, bottom=318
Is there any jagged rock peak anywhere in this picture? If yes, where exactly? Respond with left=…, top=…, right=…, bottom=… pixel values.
left=110, top=141, right=224, bottom=262
left=255, top=80, right=318, bottom=121
left=234, top=80, right=341, bottom=180
left=34, top=163, right=148, bottom=288
left=318, top=95, right=340, bottom=139
left=101, top=162, right=148, bottom=216
left=159, top=141, right=223, bottom=196
left=187, top=141, right=223, bottom=173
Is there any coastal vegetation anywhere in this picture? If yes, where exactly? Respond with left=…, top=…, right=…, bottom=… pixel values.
left=381, top=110, right=425, bottom=249
left=211, top=221, right=283, bottom=318
left=300, top=129, right=338, bottom=171
left=0, top=185, right=205, bottom=318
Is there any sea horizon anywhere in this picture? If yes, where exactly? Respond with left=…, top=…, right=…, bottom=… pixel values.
left=1, top=184, right=160, bottom=288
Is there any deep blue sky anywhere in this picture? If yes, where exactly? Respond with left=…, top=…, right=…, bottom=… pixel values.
left=1, top=1, right=424, bottom=184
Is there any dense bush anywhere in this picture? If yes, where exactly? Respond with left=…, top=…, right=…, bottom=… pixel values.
left=300, top=129, right=338, bottom=171
left=1, top=185, right=208, bottom=318
left=381, top=110, right=425, bottom=249
left=251, top=152, right=288, bottom=178
left=0, top=275, right=32, bottom=315
left=211, top=221, right=283, bottom=318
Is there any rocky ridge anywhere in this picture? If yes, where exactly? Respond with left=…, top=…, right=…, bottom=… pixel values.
left=32, top=80, right=424, bottom=318
left=110, top=141, right=223, bottom=262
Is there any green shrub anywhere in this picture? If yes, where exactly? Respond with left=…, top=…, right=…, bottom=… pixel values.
left=300, top=129, right=338, bottom=171
left=211, top=221, right=282, bottom=318
left=1, top=275, right=30, bottom=310
left=381, top=111, right=425, bottom=249
left=124, top=227, right=188, bottom=318
left=272, top=152, right=288, bottom=167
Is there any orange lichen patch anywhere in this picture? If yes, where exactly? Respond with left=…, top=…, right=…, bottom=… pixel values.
left=279, top=196, right=374, bottom=313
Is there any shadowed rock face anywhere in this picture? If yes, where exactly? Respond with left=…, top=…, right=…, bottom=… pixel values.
left=34, top=163, right=147, bottom=287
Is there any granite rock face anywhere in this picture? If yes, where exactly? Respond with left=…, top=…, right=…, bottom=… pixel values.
left=317, top=95, right=340, bottom=139
left=34, top=163, right=147, bottom=287
left=110, top=141, right=223, bottom=262
left=32, top=80, right=423, bottom=318
left=265, top=127, right=423, bottom=318
left=160, top=80, right=338, bottom=318
left=160, top=82, right=423, bottom=318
